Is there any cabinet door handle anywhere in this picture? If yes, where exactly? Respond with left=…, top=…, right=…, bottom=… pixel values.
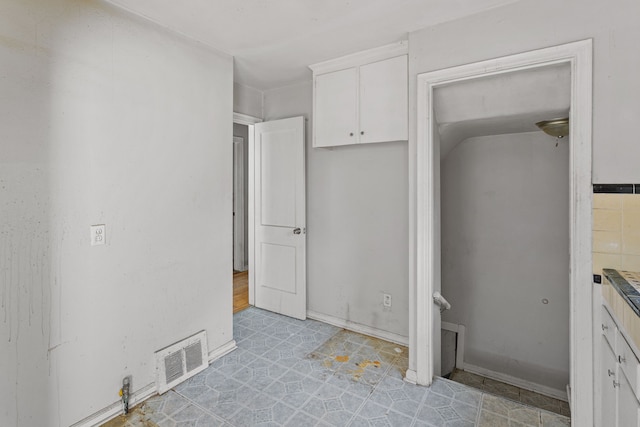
left=360, top=131, right=364, bottom=135
left=293, top=228, right=302, bottom=235
left=602, top=324, right=608, bottom=331
left=608, top=369, right=615, bottom=377
left=613, top=380, right=620, bottom=388
left=619, top=355, right=626, bottom=364
left=349, top=132, right=354, bottom=137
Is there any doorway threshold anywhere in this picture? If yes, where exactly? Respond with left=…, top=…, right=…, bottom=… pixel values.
left=449, top=369, right=570, bottom=417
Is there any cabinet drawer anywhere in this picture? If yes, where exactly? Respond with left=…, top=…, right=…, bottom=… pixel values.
left=618, top=329, right=640, bottom=399
left=603, top=305, right=617, bottom=349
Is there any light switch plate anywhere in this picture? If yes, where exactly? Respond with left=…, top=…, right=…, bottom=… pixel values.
left=91, top=224, right=106, bottom=246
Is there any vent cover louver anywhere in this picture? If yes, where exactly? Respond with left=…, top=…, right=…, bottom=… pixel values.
left=155, top=330, right=208, bottom=394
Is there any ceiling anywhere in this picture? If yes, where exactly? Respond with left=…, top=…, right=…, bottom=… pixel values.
left=434, top=63, right=571, bottom=159
left=104, top=0, right=519, bottom=91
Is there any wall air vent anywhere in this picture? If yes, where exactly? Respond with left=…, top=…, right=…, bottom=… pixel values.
left=155, top=330, right=208, bottom=394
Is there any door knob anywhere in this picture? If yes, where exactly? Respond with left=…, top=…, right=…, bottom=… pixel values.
left=293, top=228, right=302, bottom=235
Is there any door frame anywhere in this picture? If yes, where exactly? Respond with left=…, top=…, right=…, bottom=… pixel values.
left=409, top=40, right=593, bottom=425
left=233, top=112, right=262, bottom=306
left=233, top=136, right=246, bottom=272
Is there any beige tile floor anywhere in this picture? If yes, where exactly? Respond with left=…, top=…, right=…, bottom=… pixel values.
left=449, top=369, right=571, bottom=417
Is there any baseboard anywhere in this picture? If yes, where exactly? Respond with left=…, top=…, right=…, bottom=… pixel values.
left=71, top=340, right=237, bottom=427
left=441, top=322, right=466, bottom=370
left=306, top=310, right=409, bottom=346
left=404, top=369, right=418, bottom=385
left=208, top=339, right=237, bottom=364
left=463, top=362, right=568, bottom=402
left=70, top=382, right=156, bottom=427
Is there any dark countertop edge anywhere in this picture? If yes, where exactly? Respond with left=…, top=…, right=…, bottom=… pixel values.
left=603, top=268, right=640, bottom=317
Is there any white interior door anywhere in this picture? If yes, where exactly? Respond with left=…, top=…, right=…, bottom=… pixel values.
left=252, top=116, right=306, bottom=320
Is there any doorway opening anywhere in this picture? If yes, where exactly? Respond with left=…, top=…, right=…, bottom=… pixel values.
left=232, top=113, right=262, bottom=313
left=231, top=113, right=307, bottom=319
left=409, top=40, right=593, bottom=426
left=435, top=64, right=572, bottom=417
left=233, top=125, right=249, bottom=313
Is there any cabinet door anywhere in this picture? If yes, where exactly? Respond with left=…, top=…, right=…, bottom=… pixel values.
left=359, top=55, right=407, bottom=144
left=619, top=371, right=640, bottom=427
left=602, top=338, right=618, bottom=426
left=314, top=68, right=358, bottom=147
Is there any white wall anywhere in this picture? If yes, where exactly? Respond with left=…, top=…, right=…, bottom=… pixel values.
left=441, top=132, right=570, bottom=392
left=263, top=82, right=410, bottom=339
left=408, top=0, right=640, bottom=371
left=0, top=1, right=233, bottom=425
left=408, top=0, right=640, bottom=184
left=234, top=82, right=263, bottom=119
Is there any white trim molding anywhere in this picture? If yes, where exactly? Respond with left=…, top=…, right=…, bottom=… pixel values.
left=412, top=39, right=593, bottom=426
left=233, top=112, right=262, bottom=126
left=441, top=321, right=466, bottom=371
left=309, top=41, right=408, bottom=75
left=70, top=383, right=156, bottom=427
left=307, top=310, right=409, bottom=346
left=247, top=122, right=256, bottom=306
left=207, top=339, right=237, bottom=364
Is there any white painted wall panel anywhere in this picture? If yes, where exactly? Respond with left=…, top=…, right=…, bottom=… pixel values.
left=0, top=1, right=233, bottom=425
left=441, top=132, right=570, bottom=392
left=263, top=81, right=410, bottom=338
left=234, top=82, right=263, bottom=119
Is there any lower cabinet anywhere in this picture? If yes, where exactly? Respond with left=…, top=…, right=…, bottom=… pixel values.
left=602, top=336, right=618, bottom=425
left=619, top=372, right=640, bottom=427
left=601, top=305, right=640, bottom=427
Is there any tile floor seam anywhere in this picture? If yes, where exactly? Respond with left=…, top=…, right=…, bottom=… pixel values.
left=412, top=378, right=432, bottom=427
left=172, top=389, right=229, bottom=425
left=475, top=393, right=485, bottom=426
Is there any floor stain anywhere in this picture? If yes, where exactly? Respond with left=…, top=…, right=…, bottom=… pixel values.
left=308, top=328, right=408, bottom=385
left=335, top=355, right=349, bottom=362
left=100, top=402, right=159, bottom=427
left=349, top=360, right=381, bottom=380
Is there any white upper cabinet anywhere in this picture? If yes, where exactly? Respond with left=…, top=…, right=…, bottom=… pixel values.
left=310, top=41, right=408, bottom=148
left=359, top=55, right=408, bottom=144
left=315, top=68, right=358, bottom=147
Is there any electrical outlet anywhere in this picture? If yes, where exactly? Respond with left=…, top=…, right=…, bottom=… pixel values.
left=383, top=293, right=392, bottom=308
left=91, top=224, right=106, bottom=246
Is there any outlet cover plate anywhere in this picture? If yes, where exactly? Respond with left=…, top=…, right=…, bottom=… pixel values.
left=91, top=224, right=106, bottom=246
left=383, top=293, right=392, bottom=307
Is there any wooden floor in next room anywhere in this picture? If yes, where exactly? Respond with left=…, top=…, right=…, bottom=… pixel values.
left=233, top=270, right=250, bottom=313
